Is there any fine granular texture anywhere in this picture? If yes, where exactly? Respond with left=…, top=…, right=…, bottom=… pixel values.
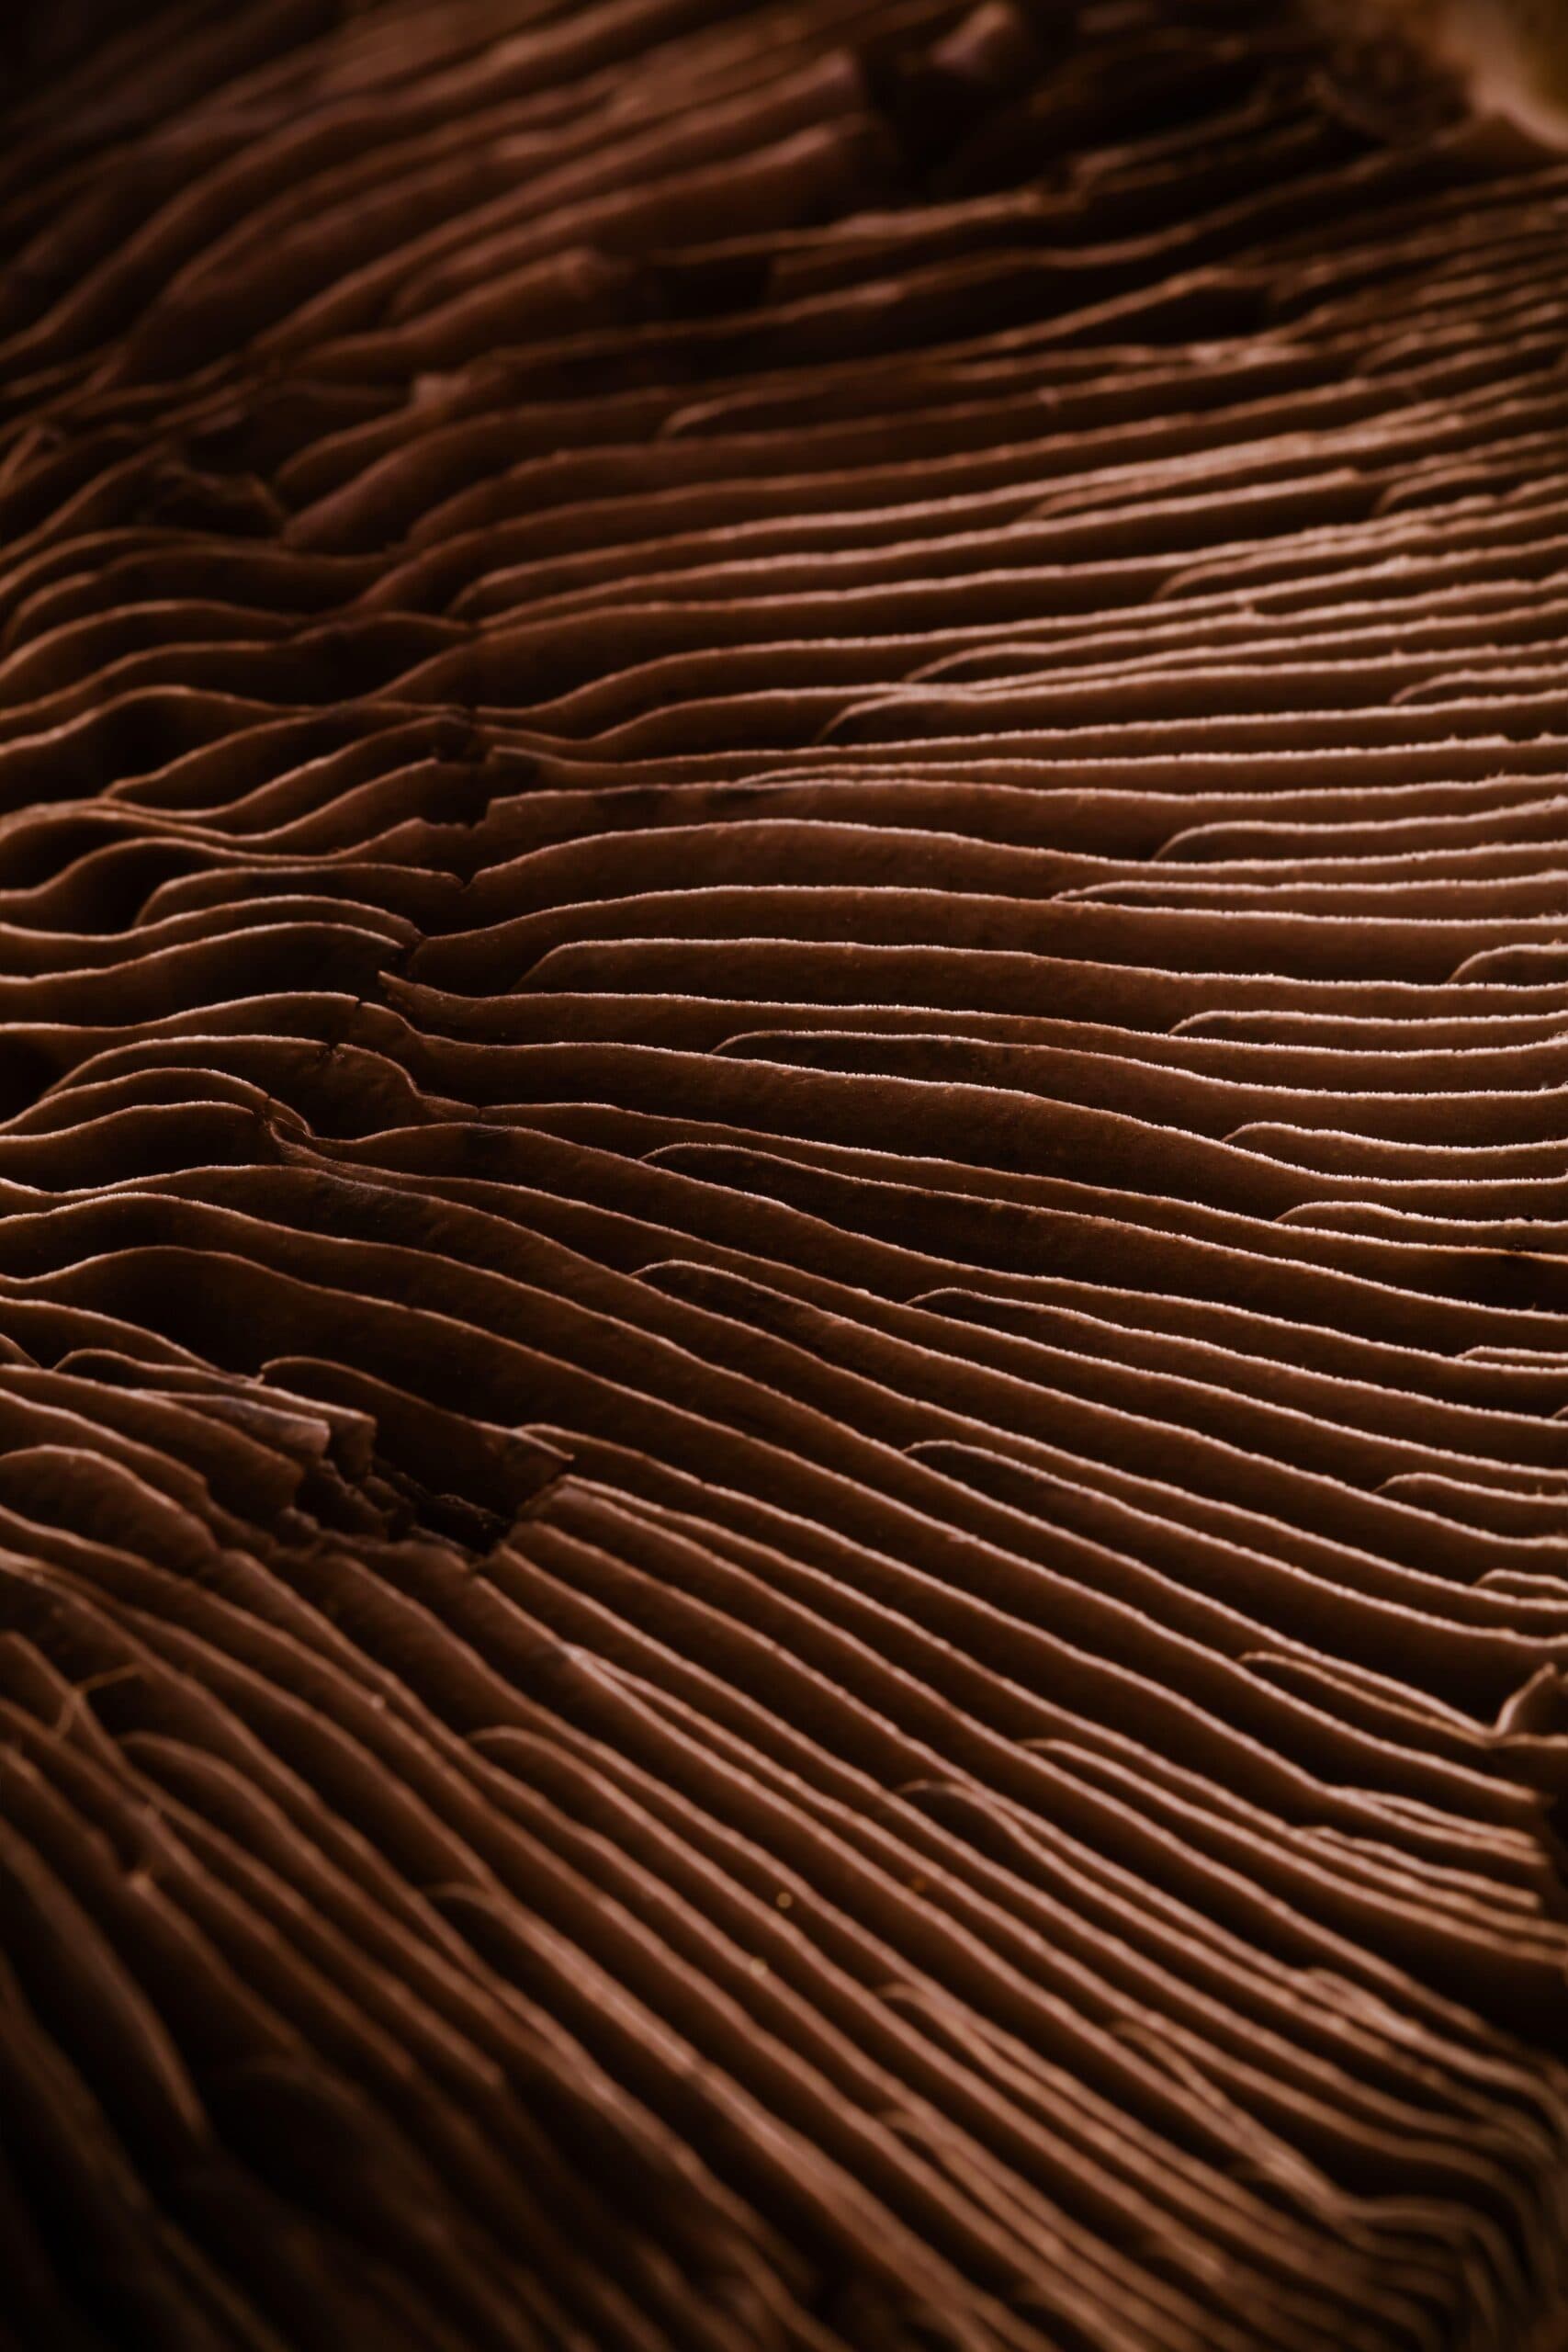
left=3, top=5, right=1568, bottom=2348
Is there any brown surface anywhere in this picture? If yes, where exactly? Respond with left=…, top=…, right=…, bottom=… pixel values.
left=0, top=3, right=1567, bottom=2346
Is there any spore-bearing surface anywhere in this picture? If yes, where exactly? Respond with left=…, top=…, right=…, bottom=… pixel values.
left=2, top=6, right=1568, bottom=2348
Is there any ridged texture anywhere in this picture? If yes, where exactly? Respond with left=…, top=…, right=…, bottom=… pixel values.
left=2, top=4, right=1568, bottom=2347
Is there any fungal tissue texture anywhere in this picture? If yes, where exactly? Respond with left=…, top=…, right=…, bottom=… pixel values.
left=2, top=5, right=1568, bottom=2350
